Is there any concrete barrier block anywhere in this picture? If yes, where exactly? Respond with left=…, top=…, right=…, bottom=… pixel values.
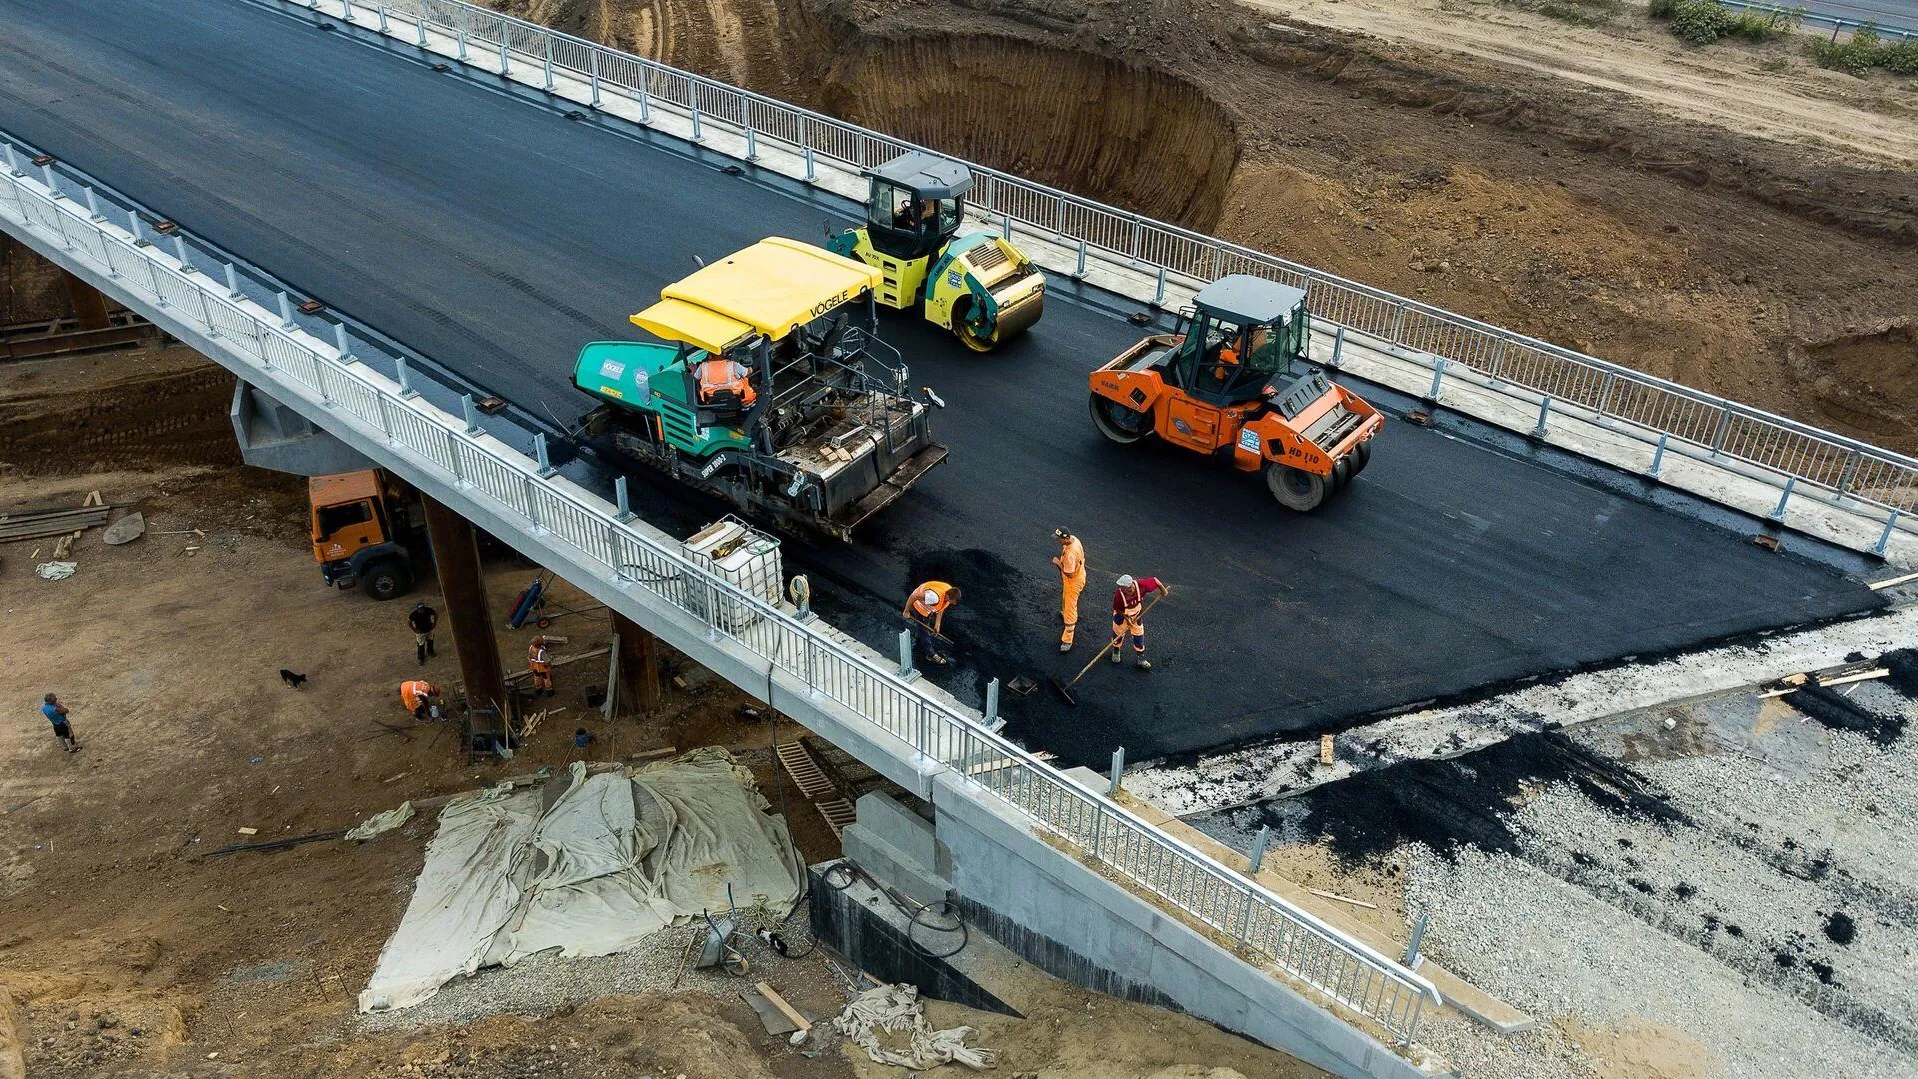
left=843, top=823, right=952, bottom=909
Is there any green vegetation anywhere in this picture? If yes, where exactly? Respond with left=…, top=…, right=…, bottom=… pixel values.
left=1649, top=0, right=1803, bottom=45
left=1808, top=23, right=1918, bottom=75
left=1512, top=0, right=1621, bottom=25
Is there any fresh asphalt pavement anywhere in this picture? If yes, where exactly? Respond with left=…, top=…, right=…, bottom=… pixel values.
left=0, top=0, right=1887, bottom=766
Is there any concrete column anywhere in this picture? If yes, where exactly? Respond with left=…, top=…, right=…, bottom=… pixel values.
left=421, top=495, right=508, bottom=717
left=62, top=269, right=110, bottom=330
left=611, top=610, right=662, bottom=715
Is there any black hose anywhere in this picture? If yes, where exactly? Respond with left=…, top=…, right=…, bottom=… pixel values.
left=821, top=860, right=969, bottom=961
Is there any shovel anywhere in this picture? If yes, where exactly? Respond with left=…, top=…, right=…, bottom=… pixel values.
left=1049, top=588, right=1168, bottom=706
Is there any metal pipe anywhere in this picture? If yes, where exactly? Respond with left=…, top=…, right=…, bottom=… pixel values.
left=1874, top=510, right=1900, bottom=558
left=1108, top=746, right=1125, bottom=794
left=1533, top=396, right=1552, bottom=438
left=1648, top=432, right=1668, bottom=479
left=1769, top=477, right=1796, bottom=523
left=1426, top=357, right=1446, bottom=402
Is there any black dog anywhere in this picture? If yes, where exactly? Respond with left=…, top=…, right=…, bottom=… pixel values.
left=279, top=669, right=308, bottom=689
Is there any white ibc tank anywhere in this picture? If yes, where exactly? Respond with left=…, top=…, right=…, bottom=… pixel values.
left=682, top=517, right=784, bottom=633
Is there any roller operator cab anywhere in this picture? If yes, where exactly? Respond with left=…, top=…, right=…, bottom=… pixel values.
left=1087, top=275, right=1384, bottom=511
left=826, top=151, right=1045, bottom=352
left=309, top=469, right=418, bottom=599
left=573, top=237, right=947, bottom=541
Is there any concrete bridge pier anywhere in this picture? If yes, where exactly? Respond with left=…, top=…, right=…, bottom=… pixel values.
left=61, top=269, right=109, bottom=329
left=610, top=610, right=662, bottom=717
left=421, top=494, right=509, bottom=723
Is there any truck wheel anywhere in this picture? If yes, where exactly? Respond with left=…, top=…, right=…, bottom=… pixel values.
left=1090, top=395, right=1150, bottom=445
left=1266, top=463, right=1327, bottom=511
left=360, top=558, right=413, bottom=601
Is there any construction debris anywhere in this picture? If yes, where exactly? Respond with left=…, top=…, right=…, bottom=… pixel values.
left=0, top=502, right=112, bottom=543
left=345, top=802, right=417, bottom=841
left=832, top=983, right=997, bottom=1071
left=101, top=512, right=146, bottom=545
left=34, top=561, right=76, bottom=581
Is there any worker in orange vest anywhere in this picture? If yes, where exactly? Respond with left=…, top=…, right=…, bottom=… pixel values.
left=1051, top=528, right=1087, bottom=653
left=529, top=635, right=555, bottom=697
left=1110, top=574, right=1168, bottom=671
left=694, top=355, right=757, bottom=413
left=903, top=581, right=961, bottom=667
left=400, top=679, right=442, bottom=720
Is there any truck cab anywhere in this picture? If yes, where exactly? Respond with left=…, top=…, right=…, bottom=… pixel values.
left=310, top=469, right=416, bottom=599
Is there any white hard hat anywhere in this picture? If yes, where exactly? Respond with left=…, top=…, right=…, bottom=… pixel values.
left=1116, top=574, right=1136, bottom=589
left=921, top=588, right=940, bottom=607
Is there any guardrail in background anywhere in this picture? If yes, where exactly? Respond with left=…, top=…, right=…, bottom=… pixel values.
left=328, top=0, right=1918, bottom=543
left=1717, top=0, right=1918, bottom=39
left=0, top=132, right=1439, bottom=1044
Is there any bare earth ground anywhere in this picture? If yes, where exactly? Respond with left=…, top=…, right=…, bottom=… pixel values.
left=0, top=347, right=1325, bottom=1078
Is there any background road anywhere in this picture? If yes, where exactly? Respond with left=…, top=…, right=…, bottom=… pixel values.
left=0, top=0, right=1885, bottom=765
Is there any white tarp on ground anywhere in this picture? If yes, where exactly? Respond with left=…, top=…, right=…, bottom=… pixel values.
left=359, top=748, right=803, bottom=1012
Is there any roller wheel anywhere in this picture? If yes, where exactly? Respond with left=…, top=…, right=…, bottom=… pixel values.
left=952, top=299, right=997, bottom=353
left=1090, top=394, right=1150, bottom=445
left=1266, top=464, right=1328, bottom=512
left=1332, top=455, right=1352, bottom=492
left=1353, top=440, right=1373, bottom=475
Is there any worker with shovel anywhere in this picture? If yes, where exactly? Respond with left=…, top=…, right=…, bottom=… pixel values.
left=1110, top=574, right=1168, bottom=671
left=1051, top=528, right=1087, bottom=653
left=904, top=581, right=961, bottom=666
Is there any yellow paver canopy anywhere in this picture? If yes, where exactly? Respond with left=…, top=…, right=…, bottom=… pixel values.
left=629, top=237, right=883, bottom=352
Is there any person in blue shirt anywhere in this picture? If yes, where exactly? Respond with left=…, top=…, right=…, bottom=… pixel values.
left=40, top=693, right=79, bottom=753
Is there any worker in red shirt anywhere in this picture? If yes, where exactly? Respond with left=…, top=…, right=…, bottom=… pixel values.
left=1110, top=574, right=1168, bottom=670
left=903, top=581, right=961, bottom=667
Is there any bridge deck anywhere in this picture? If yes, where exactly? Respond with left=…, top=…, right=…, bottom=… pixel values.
left=0, top=0, right=1882, bottom=765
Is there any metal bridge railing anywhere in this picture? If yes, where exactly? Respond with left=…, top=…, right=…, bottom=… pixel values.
left=329, top=0, right=1918, bottom=538
left=0, top=131, right=1439, bottom=1044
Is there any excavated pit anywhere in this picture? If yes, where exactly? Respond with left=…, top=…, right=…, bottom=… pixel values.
left=488, top=0, right=1238, bottom=228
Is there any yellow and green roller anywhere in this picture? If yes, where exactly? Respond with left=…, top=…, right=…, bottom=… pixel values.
left=827, top=152, right=1045, bottom=351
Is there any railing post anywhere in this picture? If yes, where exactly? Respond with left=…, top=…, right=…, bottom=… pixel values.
left=638, top=75, right=651, bottom=125
left=690, top=100, right=702, bottom=142
left=1426, top=357, right=1446, bottom=402
left=341, top=0, right=354, bottom=22
left=126, top=209, right=147, bottom=246
left=803, top=146, right=816, bottom=183
left=376, top=392, right=395, bottom=442
left=745, top=124, right=758, bottom=162
left=144, top=258, right=166, bottom=306
left=41, top=163, right=63, bottom=199
left=395, top=354, right=419, bottom=399
left=1247, top=825, right=1271, bottom=874
left=1709, top=405, right=1733, bottom=457
left=1329, top=325, right=1346, bottom=368
left=83, top=185, right=104, bottom=222
left=1391, top=300, right=1408, bottom=343
left=497, top=18, right=510, bottom=76
left=445, top=428, right=464, bottom=483
left=1108, top=746, right=1125, bottom=794
left=533, top=432, right=557, bottom=477
left=3, top=144, right=23, bottom=177
left=1152, top=266, right=1167, bottom=308
left=614, top=474, right=636, bottom=521
left=522, top=474, right=543, bottom=530
left=1533, top=396, right=1552, bottom=438
left=985, top=677, right=1000, bottom=725
left=333, top=322, right=355, bottom=364
left=416, top=16, right=428, bottom=47
left=377, top=6, right=389, bottom=35
left=1127, top=217, right=1143, bottom=262
left=1873, top=510, right=1900, bottom=558
left=589, top=49, right=602, bottom=108
left=172, top=234, right=195, bottom=274
left=542, top=36, right=554, bottom=92
left=277, top=290, right=296, bottom=329
left=1403, top=909, right=1429, bottom=969
left=461, top=392, right=482, bottom=434
left=1768, top=477, right=1796, bottom=523
left=1596, top=369, right=1619, bottom=421
left=1053, top=194, right=1066, bottom=238
left=456, top=28, right=469, bottom=62
left=223, top=260, right=242, bottom=299
left=1648, top=432, right=1668, bottom=479
left=1073, top=239, right=1088, bottom=279
left=897, top=629, right=914, bottom=678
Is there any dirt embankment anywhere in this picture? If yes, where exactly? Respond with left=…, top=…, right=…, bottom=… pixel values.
left=491, top=0, right=1916, bottom=449
left=0, top=346, right=238, bottom=477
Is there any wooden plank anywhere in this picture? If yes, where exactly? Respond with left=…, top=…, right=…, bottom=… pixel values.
left=1307, top=887, right=1378, bottom=910
left=1319, top=734, right=1334, bottom=765
left=1819, top=668, right=1889, bottom=688
left=1869, top=570, right=1918, bottom=591
left=754, top=982, right=810, bottom=1033
left=497, top=647, right=612, bottom=684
